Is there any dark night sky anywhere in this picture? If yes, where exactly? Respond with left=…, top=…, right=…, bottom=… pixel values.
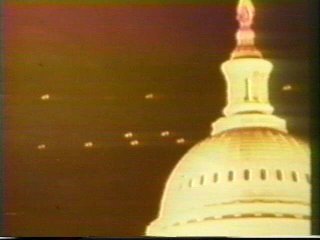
left=3, top=0, right=311, bottom=237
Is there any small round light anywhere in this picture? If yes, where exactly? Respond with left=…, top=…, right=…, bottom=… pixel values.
left=161, top=131, right=170, bottom=137
left=282, top=85, right=292, bottom=91
left=130, top=140, right=139, bottom=146
left=84, top=142, right=93, bottom=148
left=145, top=93, right=154, bottom=100
left=37, top=144, right=46, bottom=150
left=41, top=94, right=50, bottom=100
left=176, top=138, right=185, bottom=144
left=124, top=132, right=133, bottom=138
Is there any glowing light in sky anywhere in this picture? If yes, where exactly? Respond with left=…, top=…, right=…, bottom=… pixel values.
left=130, top=140, right=139, bottom=146
left=161, top=131, right=170, bottom=137
left=37, top=144, right=46, bottom=150
left=84, top=142, right=93, bottom=148
left=41, top=94, right=50, bottom=100
left=176, top=138, right=185, bottom=144
left=145, top=93, right=154, bottom=100
left=282, top=85, right=293, bottom=91
left=124, top=132, right=133, bottom=138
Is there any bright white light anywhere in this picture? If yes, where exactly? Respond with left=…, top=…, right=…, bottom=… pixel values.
left=41, top=94, right=50, bottom=100
left=145, top=93, right=154, bottom=99
left=37, top=144, right=46, bottom=150
left=84, top=142, right=93, bottom=148
left=176, top=138, right=185, bottom=144
left=130, top=140, right=139, bottom=146
left=161, top=131, right=170, bottom=137
left=282, top=85, right=292, bottom=91
left=124, top=132, right=133, bottom=138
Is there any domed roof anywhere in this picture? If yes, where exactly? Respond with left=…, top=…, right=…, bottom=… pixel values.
left=147, top=127, right=310, bottom=235
left=146, top=0, right=310, bottom=235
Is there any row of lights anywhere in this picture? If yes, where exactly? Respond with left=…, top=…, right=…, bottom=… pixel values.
left=38, top=142, right=94, bottom=150
left=36, top=131, right=186, bottom=150
left=124, top=131, right=171, bottom=139
left=40, top=93, right=156, bottom=101
left=37, top=85, right=293, bottom=149
left=124, top=131, right=185, bottom=147
left=38, top=92, right=184, bottom=150
left=39, top=85, right=294, bottom=102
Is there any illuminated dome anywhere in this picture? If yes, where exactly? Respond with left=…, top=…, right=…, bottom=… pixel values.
left=146, top=128, right=310, bottom=236
left=146, top=0, right=310, bottom=236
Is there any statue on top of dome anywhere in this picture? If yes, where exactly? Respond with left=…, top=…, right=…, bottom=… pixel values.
left=231, top=0, right=262, bottom=59
left=237, top=0, right=255, bottom=28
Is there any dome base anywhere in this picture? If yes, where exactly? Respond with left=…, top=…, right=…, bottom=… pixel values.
left=146, top=217, right=310, bottom=237
left=211, top=113, right=287, bottom=136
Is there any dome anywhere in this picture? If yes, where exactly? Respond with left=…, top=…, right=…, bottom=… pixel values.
left=146, top=127, right=310, bottom=236
left=146, top=0, right=311, bottom=236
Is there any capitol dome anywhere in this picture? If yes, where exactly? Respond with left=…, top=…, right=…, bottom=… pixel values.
left=146, top=127, right=310, bottom=236
left=146, top=0, right=310, bottom=236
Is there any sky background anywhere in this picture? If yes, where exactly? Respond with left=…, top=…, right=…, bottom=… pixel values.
left=3, top=0, right=312, bottom=237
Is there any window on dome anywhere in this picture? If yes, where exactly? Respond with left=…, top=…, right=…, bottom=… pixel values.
left=188, top=179, right=193, bottom=187
left=213, top=173, right=218, bottom=183
left=260, top=169, right=267, bottom=180
left=244, top=78, right=252, bottom=102
left=200, top=175, right=205, bottom=185
left=228, top=171, right=234, bottom=181
left=292, top=171, right=298, bottom=182
left=244, top=169, right=250, bottom=180
left=276, top=170, right=283, bottom=181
